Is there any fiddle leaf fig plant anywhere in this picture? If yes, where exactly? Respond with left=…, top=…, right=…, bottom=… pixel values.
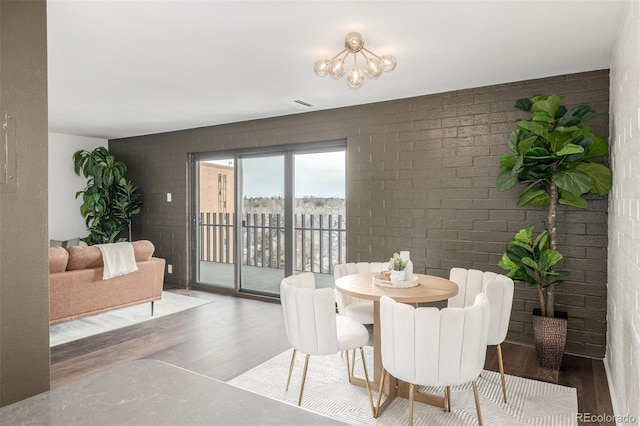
left=497, top=94, right=611, bottom=209
left=73, top=147, right=142, bottom=245
left=113, top=177, right=142, bottom=241
left=499, top=225, right=570, bottom=317
left=497, top=94, right=612, bottom=317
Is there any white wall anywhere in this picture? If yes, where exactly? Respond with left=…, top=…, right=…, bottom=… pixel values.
left=48, top=132, right=106, bottom=241
left=607, top=1, right=640, bottom=424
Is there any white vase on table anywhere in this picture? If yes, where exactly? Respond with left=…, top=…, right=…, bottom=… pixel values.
left=400, top=251, right=413, bottom=280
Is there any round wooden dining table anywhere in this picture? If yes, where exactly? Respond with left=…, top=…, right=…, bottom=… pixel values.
left=335, top=272, right=459, bottom=417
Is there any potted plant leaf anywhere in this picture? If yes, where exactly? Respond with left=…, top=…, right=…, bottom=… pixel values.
left=73, top=147, right=142, bottom=245
left=499, top=225, right=570, bottom=368
left=496, top=94, right=612, bottom=369
left=387, top=252, right=408, bottom=284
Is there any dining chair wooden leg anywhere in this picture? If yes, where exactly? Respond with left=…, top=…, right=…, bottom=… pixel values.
left=359, top=347, right=375, bottom=416
left=409, top=383, right=415, bottom=426
left=298, top=354, right=310, bottom=406
left=350, top=349, right=356, bottom=377
left=472, top=379, right=483, bottom=426
left=444, top=386, right=451, bottom=412
left=285, top=349, right=297, bottom=391
left=375, top=368, right=387, bottom=418
left=344, top=349, right=352, bottom=383
left=497, top=343, right=507, bottom=403
left=442, top=388, right=446, bottom=412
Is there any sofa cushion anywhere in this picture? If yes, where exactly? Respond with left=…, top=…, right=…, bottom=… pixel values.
left=66, top=240, right=156, bottom=271
left=66, top=245, right=103, bottom=270
left=131, top=240, right=155, bottom=261
left=49, top=247, right=69, bottom=273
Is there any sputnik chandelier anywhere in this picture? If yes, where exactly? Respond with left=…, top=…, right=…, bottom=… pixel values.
left=313, top=32, right=396, bottom=89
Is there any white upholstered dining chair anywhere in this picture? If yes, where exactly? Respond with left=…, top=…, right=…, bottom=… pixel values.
left=377, top=293, right=491, bottom=426
left=448, top=267, right=515, bottom=403
left=333, top=262, right=386, bottom=325
left=280, top=273, right=374, bottom=413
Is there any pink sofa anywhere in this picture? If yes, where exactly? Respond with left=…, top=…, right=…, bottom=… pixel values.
left=49, top=240, right=165, bottom=324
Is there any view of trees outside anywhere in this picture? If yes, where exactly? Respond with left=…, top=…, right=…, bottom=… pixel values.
left=241, top=196, right=346, bottom=273
left=294, top=151, right=346, bottom=273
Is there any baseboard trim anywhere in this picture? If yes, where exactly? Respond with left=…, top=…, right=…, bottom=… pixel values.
left=603, top=356, right=621, bottom=425
left=503, top=338, right=605, bottom=360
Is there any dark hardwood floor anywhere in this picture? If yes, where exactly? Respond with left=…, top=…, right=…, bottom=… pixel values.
left=50, top=289, right=614, bottom=425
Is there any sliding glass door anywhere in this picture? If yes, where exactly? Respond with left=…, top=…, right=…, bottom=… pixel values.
left=192, top=142, right=346, bottom=296
left=293, top=151, right=346, bottom=289
left=239, top=154, right=286, bottom=293
left=195, top=158, right=236, bottom=289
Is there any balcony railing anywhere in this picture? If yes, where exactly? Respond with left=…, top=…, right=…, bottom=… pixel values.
left=198, top=212, right=346, bottom=274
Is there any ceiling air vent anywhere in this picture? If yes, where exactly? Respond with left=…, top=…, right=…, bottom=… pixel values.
left=293, top=100, right=314, bottom=108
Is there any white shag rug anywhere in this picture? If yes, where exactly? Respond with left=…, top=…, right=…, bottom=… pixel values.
left=50, top=291, right=211, bottom=346
left=228, top=347, right=578, bottom=426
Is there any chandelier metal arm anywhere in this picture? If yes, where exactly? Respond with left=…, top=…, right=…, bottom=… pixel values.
left=361, top=47, right=382, bottom=61
left=331, top=48, right=348, bottom=60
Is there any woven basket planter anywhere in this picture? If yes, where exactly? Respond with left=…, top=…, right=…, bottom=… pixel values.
left=532, top=309, right=568, bottom=370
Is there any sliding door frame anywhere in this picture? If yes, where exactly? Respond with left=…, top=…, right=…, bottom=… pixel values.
left=190, top=139, right=346, bottom=297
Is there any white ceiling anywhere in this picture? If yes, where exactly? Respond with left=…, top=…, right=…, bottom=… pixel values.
left=47, top=0, right=628, bottom=140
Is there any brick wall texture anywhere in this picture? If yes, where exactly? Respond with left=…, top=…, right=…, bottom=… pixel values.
left=606, top=0, right=639, bottom=420
left=110, top=69, right=610, bottom=358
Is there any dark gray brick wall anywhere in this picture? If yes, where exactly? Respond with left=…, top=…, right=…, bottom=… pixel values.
left=110, top=69, right=610, bottom=358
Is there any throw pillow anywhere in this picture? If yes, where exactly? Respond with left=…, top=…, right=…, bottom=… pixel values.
left=49, top=247, right=69, bottom=273
left=49, top=240, right=64, bottom=247
left=49, top=237, right=86, bottom=248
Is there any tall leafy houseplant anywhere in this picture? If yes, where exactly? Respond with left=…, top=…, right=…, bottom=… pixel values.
left=499, top=225, right=570, bottom=317
left=73, top=147, right=142, bottom=244
left=496, top=94, right=612, bottom=317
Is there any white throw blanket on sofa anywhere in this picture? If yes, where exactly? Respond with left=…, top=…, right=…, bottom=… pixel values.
left=96, top=242, right=138, bottom=280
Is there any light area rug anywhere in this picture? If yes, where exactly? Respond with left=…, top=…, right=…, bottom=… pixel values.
left=228, top=347, right=578, bottom=426
left=50, top=291, right=211, bottom=347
